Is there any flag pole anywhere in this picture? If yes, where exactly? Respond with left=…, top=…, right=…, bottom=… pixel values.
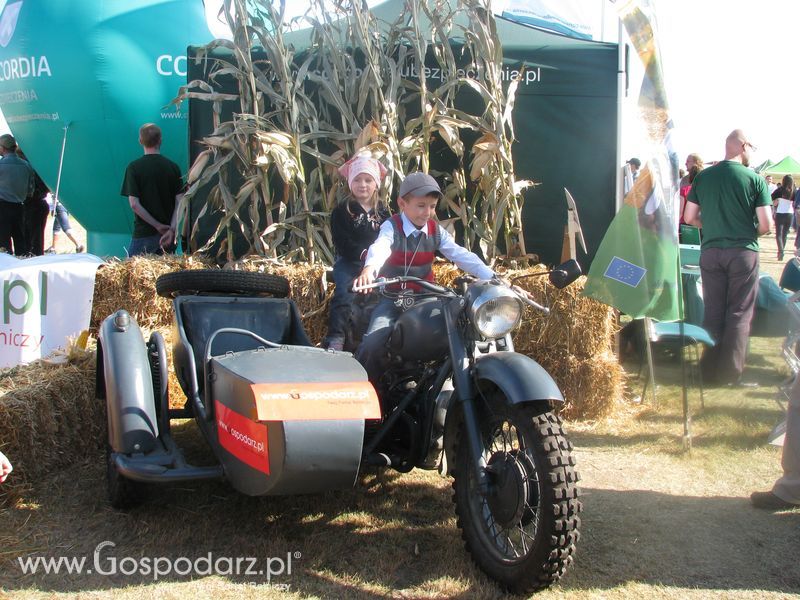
left=643, top=317, right=657, bottom=406
left=677, top=225, right=691, bottom=449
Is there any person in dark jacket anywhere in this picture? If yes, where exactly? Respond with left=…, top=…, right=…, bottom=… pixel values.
left=324, top=154, right=389, bottom=351
left=16, top=148, right=50, bottom=256
left=0, top=134, right=33, bottom=255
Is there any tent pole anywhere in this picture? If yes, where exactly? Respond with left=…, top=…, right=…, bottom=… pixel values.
left=615, top=18, right=625, bottom=213
left=53, top=121, right=72, bottom=209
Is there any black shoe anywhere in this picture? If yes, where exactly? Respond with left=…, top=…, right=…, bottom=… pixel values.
left=751, top=491, right=799, bottom=510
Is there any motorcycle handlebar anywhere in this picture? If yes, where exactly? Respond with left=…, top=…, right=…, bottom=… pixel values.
left=352, top=276, right=449, bottom=295
left=510, top=284, right=550, bottom=315
left=353, top=277, right=551, bottom=314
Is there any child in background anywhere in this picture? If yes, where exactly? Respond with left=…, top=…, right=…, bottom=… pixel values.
left=354, top=171, right=497, bottom=387
left=324, top=154, right=389, bottom=351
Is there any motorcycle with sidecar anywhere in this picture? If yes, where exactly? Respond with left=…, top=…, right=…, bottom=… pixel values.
left=97, top=261, right=582, bottom=593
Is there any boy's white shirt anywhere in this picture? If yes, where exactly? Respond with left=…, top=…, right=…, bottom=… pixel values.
left=363, top=212, right=495, bottom=280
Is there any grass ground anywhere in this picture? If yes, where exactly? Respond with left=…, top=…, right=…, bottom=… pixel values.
left=1, top=231, right=798, bottom=599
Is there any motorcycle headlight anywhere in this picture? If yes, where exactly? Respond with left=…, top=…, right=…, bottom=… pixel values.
left=467, top=284, right=523, bottom=339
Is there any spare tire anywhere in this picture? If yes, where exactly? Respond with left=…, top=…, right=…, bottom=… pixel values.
left=155, top=269, right=290, bottom=299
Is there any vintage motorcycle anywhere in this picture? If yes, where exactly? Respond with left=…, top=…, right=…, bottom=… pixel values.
left=98, top=260, right=582, bottom=594
left=351, top=264, right=583, bottom=592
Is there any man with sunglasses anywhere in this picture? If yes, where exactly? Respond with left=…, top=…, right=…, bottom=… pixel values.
left=683, top=129, right=772, bottom=387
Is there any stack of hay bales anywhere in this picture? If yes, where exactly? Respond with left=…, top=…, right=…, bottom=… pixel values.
left=505, top=265, right=622, bottom=419
left=93, top=257, right=621, bottom=419
left=0, top=351, right=99, bottom=504
left=0, top=255, right=620, bottom=503
left=90, top=256, right=331, bottom=409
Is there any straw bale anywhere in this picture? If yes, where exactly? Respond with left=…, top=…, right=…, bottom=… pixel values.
left=431, top=263, right=623, bottom=418
left=91, top=254, right=213, bottom=331
left=92, top=255, right=331, bottom=344
left=507, top=265, right=623, bottom=418
left=0, top=351, right=100, bottom=505
left=90, top=257, right=623, bottom=420
left=533, top=351, right=624, bottom=420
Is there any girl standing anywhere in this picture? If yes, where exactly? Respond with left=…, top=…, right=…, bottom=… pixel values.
left=324, top=154, right=389, bottom=351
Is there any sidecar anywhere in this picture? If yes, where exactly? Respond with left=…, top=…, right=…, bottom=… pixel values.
left=96, top=270, right=381, bottom=507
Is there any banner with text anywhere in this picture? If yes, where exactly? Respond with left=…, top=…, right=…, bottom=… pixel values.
left=0, top=253, right=104, bottom=368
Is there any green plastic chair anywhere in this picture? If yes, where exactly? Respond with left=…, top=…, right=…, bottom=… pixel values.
left=642, top=320, right=716, bottom=407
left=679, top=225, right=701, bottom=245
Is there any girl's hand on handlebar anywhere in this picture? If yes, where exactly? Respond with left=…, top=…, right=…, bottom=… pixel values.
left=354, top=267, right=376, bottom=293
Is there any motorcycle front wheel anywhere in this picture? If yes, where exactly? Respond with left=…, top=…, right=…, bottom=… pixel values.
left=452, top=390, right=581, bottom=593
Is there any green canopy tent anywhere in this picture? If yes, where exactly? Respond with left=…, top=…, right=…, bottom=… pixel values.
left=765, top=156, right=800, bottom=178
left=754, top=158, right=775, bottom=174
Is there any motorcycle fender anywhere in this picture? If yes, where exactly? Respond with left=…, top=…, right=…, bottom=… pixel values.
left=441, top=352, right=563, bottom=476
left=473, top=352, right=564, bottom=404
left=98, top=310, right=159, bottom=454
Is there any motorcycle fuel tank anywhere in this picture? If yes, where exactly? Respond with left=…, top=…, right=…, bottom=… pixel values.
left=388, top=299, right=448, bottom=362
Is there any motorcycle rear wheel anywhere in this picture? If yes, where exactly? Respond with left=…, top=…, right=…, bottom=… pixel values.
left=452, top=391, right=581, bottom=593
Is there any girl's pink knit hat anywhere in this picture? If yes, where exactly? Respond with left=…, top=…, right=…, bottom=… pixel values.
left=338, top=154, right=388, bottom=190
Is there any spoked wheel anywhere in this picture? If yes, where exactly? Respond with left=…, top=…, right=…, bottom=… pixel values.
left=452, top=390, right=581, bottom=593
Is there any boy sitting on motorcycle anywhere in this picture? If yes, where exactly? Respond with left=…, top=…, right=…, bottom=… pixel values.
left=353, top=171, right=497, bottom=388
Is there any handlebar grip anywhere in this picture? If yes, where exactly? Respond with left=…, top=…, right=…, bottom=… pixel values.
left=520, top=296, right=550, bottom=315
left=352, top=277, right=395, bottom=292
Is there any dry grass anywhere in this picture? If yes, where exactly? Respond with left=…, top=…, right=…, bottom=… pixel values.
left=1, top=238, right=797, bottom=598
left=0, top=337, right=796, bottom=600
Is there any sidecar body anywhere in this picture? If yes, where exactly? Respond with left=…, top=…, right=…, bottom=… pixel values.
left=97, top=293, right=381, bottom=502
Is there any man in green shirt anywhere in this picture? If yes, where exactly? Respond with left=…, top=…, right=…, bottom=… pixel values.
left=684, top=129, right=772, bottom=386
left=120, top=123, right=183, bottom=256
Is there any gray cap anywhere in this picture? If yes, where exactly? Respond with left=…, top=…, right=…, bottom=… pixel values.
left=0, top=134, right=16, bottom=150
left=398, top=172, right=442, bottom=198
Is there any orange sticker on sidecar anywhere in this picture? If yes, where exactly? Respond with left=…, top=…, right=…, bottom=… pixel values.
left=216, top=400, right=270, bottom=474
left=253, top=381, right=381, bottom=421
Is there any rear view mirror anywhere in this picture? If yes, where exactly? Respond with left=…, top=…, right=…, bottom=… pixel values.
left=549, top=259, right=582, bottom=289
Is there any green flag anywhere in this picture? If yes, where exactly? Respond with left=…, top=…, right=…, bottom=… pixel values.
left=583, top=0, right=680, bottom=322
left=583, top=165, right=680, bottom=321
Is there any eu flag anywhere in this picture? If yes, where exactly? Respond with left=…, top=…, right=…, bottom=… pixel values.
left=604, top=257, right=646, bottom=288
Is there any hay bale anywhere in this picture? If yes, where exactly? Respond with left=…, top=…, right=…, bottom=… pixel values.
left=90, top=257, right=623, bottom=420
left=0, top=352, right=101, bottom=505
left=91, top=255, right=331, bottom=344
left=91, top=254, right=213, bottom=331
left=533, top=351, right=624, bottom=420
left=508, top=266, right=623, bottom=418
left=432, top=263, right=623, bottom=418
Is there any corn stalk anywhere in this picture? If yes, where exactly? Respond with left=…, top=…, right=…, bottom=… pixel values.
left=458, top=0, right=531, bottom=259
left=176, top=0, right=528, bottom=264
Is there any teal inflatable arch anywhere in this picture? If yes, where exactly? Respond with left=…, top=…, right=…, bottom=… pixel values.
left=0, top=0, right=218, bottom=256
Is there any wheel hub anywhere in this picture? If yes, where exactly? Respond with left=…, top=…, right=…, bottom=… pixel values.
left=485, top=451, right=530, bottom=528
